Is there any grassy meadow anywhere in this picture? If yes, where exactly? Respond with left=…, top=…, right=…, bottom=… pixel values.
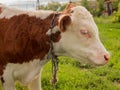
left=0, top=17, right=120, bottom=90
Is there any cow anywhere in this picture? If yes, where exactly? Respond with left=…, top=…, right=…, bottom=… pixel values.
left=0, top=3, right=110, bottom=90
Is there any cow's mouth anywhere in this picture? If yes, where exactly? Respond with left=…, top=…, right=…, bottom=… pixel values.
left=76, top=56, right=108, bottom=67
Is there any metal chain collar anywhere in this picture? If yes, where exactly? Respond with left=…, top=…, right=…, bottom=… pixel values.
left=49, top=0, right=72, bottom=87
left=49, top=7, right=60, bottom=89
left=49, top=0, right=72, bottom=88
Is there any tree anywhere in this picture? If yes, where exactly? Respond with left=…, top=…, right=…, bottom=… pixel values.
left=36, top=0, right=40, bottom=10
left=39, top=1, right=67, bottom=11
left=111, top=0, right=120, bottom=12
left=81, top=0, right=89, bottom=10
left=97, top=0, right=105, bottom=16
left=112, top=2, right=120, bottom=22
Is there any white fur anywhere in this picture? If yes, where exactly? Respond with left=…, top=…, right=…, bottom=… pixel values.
left=46, top=26, right=60, bottom=35
left=0, top=4, right=53, bottom=19
left=71, top=6, right=92, bottom=19
left=3, top=59, right=49, bottom=90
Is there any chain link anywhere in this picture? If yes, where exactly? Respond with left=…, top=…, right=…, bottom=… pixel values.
left=49, top=7, right=61, bottom=89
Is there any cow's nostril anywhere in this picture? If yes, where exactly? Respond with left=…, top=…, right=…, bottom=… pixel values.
left=104, top=54, right=110, bottom=61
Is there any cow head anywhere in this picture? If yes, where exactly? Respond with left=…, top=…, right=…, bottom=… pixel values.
left=53, top=3, right=110, bottom=66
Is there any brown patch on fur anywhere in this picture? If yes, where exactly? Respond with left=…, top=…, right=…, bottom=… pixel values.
left=0, top=8, right=2, bottom=14
left=59, top=15, right=71, bottom=32
left=51, top=31, right=61, bottom=42
left=0, top=65, right=4, bottom=76
left=0, top=10, right=61, bottom=76
left=1, top=77, right=4, bottom=83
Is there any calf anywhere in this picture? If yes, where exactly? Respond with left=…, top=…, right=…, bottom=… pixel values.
left=0, top=3, right=110, bottom=90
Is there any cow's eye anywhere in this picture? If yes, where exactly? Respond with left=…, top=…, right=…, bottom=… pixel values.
left=80, top=29, right=91, bottom=38
left=80, top=30, right=88, bottom=35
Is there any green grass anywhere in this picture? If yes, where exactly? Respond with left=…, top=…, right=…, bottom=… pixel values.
left=0, top=17, right=120, bottom=90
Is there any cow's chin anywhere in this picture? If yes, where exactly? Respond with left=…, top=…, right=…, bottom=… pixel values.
left=91, top=60, right=108, bottom=67
left=75, top=57, right=107, bottom=67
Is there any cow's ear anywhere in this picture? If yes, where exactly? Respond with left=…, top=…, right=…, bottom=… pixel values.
left=59, top=15, right=71, bottom=32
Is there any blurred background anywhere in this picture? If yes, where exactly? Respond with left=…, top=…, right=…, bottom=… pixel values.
left=0, top=0, right=119, bottom=22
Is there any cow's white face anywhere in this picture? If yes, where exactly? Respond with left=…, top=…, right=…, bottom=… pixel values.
left=54, top=6, right=110, bottom=66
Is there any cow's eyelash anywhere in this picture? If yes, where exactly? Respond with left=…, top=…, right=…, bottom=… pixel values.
left=70, top=10, right=74, bottom=13
left=80, top=30, right=88, bottom=35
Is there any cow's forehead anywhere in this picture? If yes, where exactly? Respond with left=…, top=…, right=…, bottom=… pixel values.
left=69, top=6, right=98, bottom=34
left=71, top=6, right=92, bottom=19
